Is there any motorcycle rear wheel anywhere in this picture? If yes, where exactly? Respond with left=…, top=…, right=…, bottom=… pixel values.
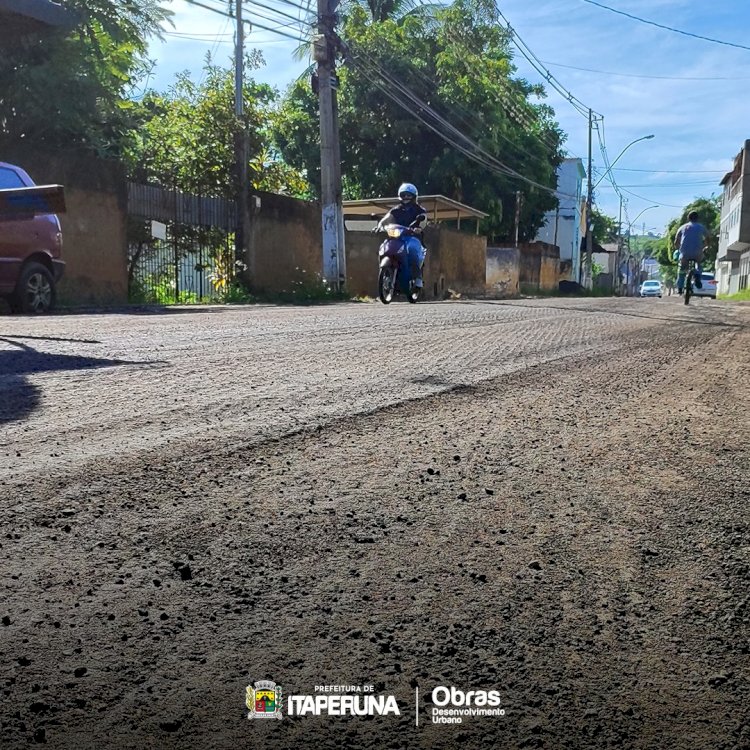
left=407, top=282, right=420, bottom=304
left=378, top=267, right=395, bottom=304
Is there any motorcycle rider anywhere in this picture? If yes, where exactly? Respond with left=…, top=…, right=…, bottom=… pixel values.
left=374, top=183, right=427, bottom=288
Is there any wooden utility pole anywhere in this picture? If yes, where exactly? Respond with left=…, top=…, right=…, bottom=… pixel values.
left=584, top=108, right=593, bottom=288
left=234, top=0, right=249, bottom=264
left=616, top=194, right=623, bottom=294
left=315, top=0, right=345, bottom=289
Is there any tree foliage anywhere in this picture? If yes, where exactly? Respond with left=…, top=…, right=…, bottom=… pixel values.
left=0, top=0, right=171, bottom=154
left=590, top=207, right=619, bottom=245
left=273, top=0, right=565, bottom=240
left=126, top=56, right=308, bottom=198
left=655, top=196, right=721, bottom=272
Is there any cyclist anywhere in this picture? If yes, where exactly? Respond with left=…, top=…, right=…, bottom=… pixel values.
left=674, top=211, right=709, bottom=295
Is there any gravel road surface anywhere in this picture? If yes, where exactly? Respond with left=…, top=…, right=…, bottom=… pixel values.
left=1, top=297, right=748, bottom=749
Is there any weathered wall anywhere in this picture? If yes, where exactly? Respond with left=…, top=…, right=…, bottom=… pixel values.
left=485, top=247, right=520, bottom=298
left=518, top=241, right=560, bottom=291
left=346, top=226, right=487, bottom=299
left=1, top=145, right=128, bottom=305
left=244, top=192, right=322, bottom=293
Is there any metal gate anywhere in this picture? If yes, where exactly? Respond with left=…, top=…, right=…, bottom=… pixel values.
left=127, top=183, right=237, bottom=304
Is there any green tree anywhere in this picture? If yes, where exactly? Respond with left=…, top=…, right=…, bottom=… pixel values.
left=273, top=0, right=564, bottom=240
left=126, top=56, right=309, bottom=198
left=655, top=196, right=721, bottom=274
left=0, top=0, right=172, bottom=154
left=590, top=207, right=618, bottom=245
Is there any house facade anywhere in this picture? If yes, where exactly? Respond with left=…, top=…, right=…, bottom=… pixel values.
left=534, top=158, right=586, bottom=282
left=716, top=139, right=750, bottom=296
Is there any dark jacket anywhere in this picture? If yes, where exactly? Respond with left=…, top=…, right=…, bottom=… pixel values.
left=384, top=201, right=428, bottom=230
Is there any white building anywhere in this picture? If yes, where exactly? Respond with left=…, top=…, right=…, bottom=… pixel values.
left=534, top=158, right=586, bottom=282
left=717, top=139, right=750, bottom=296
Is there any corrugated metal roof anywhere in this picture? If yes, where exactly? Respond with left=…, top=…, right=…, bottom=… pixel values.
left=343, top=195, right=488, bottom=222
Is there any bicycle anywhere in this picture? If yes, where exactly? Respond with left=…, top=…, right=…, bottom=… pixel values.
left=681, top=259, right=701, bottom=305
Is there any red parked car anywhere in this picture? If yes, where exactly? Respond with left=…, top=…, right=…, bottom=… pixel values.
left=0, top=162, right=64, bottom=313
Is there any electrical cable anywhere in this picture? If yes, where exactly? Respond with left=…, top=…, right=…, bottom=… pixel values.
left=346, top=47, right=575, bottom=198
left=365, top=10, right=566, bottom=167
left=182, top=0, right=308, bottom=41
left=539, top=59, right=750, bottom=82
left=582, top=0, right=750, bottom=52
left=497, top=8, right=600, bottom=119
left=614, top=167, right=726, bottom=174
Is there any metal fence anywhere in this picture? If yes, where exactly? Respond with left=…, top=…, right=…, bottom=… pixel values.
left=127, top=183, right=238, bottom=304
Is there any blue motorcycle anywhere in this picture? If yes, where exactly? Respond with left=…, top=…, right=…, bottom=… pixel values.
left=375, top=224, right=422, bottom=304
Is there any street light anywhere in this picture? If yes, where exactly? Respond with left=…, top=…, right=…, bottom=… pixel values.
left=594, top=134, right=655, bottom=191
left=623, top=205, right=658, bottom=295
left=627, top=205, right=659, bottom=233
left=586, top=134, right=654, bottom=289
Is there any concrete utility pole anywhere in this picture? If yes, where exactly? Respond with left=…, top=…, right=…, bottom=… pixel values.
left=234, top=0, right=249, bottom=263
left=315, top=0, right=345, bottom=289
left=514, top=191, right=522, bottom=247
left=584, top=108, right=593, bottom=288
left=616, top=195, right=623, bottom=294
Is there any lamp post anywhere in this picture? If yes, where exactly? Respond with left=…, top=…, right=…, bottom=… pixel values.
left=624, top=205, right=658, bottom=295
left=587, top=134, right=654, bottom=289
left=594, top=134, right=655, bottom=192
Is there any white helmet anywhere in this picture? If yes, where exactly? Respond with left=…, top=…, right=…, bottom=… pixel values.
left=398, top=183, right=418, bottom=202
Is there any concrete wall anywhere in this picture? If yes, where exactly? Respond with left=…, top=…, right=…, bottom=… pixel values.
left=518, top=241, right=560, bottom=290
left=244, top=191, right=322, bottom=293
left=247, top=197, right=487, bottom=299
left=1, top=145, right=128, bottom=305
left=347, top=225, right=486, bottom=299
left=485, top=247, right=520, bottom=298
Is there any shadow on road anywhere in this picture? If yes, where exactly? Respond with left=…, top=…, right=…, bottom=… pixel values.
left=0, top=338, right=158, bottom=424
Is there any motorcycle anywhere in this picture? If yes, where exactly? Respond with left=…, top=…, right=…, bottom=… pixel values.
left=374, top=224, right=424, bottom=305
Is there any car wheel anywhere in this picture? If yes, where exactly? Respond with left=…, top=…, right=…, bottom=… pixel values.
left=13, top=262, right=56, bottom=314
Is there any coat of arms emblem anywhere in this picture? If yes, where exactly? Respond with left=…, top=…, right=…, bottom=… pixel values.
left=247, top=680, right=283, bottom=719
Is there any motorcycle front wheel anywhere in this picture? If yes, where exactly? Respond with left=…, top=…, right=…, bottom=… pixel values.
left=378, top=266, right=396, bottom=304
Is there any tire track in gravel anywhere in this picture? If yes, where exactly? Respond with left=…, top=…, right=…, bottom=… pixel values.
left=2, top=300, right=666, bottom=487
left=1, top=308, right=748, bottom=749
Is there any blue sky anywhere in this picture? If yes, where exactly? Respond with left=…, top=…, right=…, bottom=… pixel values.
left=145, top=0, right=750, bottom=236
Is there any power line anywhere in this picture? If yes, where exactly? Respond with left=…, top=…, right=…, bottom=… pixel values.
left=346, top=46, right=574, bottom=199
left=497, top=8, right=600, bottom=119
left=181, top=0, right=307, bottom=42
left=539, top=59, right=750, bottom=81
left=598, top=181, right=720, bottom=188
left=618, top=187, right=688, bottom=210
left=582, top=0, right=750, bottom=52
left=613, top=167, right=726, bottom=174
left=401, top=2, right=567, bottom=162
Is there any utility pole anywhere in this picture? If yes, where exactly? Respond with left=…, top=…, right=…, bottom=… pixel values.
left=514, top=191, right=522, bottom=247
left=616, top=195, right=623, bottom=294
left=234, top=0, right=249, bottom=264
left=315, top=0, right=345, bottom=290
left=584, top=108, right=593, bottom=288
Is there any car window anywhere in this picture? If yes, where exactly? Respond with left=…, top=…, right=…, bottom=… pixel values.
left=0, top=167, right=25, bottom=189
left=701, top=273, right=715, bottom=280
